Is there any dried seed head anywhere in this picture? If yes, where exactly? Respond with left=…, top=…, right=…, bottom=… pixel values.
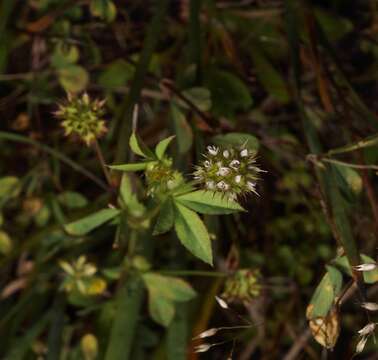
left=356, top=336, right=368, bottom=354
left=358, top=323, right=376, bottom=336
left=215, top=296, right=229, bottom=309
left=354, top=263, right=377, bottom=272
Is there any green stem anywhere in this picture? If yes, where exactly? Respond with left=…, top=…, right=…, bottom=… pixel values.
left=93, top=139, right=112, bottom=185
left=321, top=157, right=378, bottom=171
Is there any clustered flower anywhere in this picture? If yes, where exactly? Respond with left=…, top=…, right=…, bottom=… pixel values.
left=221, top=269, right=262, bottom=303
left=193, top=145, right=264, bottom=200
left=55, top=93, right=107, bottom=146
left=59, top=256, right=106, bottom=295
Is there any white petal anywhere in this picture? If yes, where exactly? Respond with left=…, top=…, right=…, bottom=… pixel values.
left=240, top=149, right=248, bottom=157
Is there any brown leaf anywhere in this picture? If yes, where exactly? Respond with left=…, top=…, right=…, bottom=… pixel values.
left=309, top=309, right=340, bottom=349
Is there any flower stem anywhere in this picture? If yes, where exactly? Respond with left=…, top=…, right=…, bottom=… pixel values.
left=93, top=139, right=112, bottom=186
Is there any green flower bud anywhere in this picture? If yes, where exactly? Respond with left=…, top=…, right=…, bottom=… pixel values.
left=145, top=158, right=183, bottom=197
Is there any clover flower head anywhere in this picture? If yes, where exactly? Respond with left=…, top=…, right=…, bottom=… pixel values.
left=193, top=144, right=264, bottom=200
left=55, top=93, right=107, bottom=146
left=59, top=256, right=106, bottom=295
left=221, top=269, right=262, bottom=303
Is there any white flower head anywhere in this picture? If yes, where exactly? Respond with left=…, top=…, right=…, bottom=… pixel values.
left=217, top=167, right=230, bottom=177
left=234, top=175, right=242, bottom=184
left=223, top=150, right=230, bottom=158
left=204, top=160, right=211, bottom=168
left=207, top=146, right=219, bottom=156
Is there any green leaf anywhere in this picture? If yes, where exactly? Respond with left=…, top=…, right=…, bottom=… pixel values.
left=205, top=68, right=253, bottom=118
left=155, top=135, right=175, bottom=160
left=181, top=87, right=211, bottom=111
left=306, top=266, right=342, bottom=319
left=148, top=291, right=175, bottom=327
left=98, top=60, right=134, bottom=89
left=119, top=174, right=145, bottom=217
left=174, top=202, right=212, bottom=265
left=315, top=8, right=353, bottom=42
left=105, top=274, right=144, bottom=360
left=251, top=47, right=290, bottom=103
left=109, top=162, right=151, bottom=172
left=129, top=132, right=155, bottom=159
left=64, top=208, right=120, bottom=236
left=334, top=165, right=362, bottom=195
left=51, top=43, right=79, bottom=69
left=90, top=0, right=117, bottom=22
left=0, top=176, right=20, bottom=200
left=0, top=230, right=11, bottom=255
left=142, top=273, right=196, bottom=327
left=58, top=65, right=89, bottom=93
left=57, top=191, right=88, bottom=209
left=175, top=190, right=244, bottom=214
left=142, top=273, right=196, bottom=302
left=153, top=198, right=174, bottom=235
left=171, top=104, right=193, bottom=154
left=212, top=132, right=259, bottom=151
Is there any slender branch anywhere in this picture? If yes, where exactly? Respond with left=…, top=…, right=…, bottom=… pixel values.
left=93, top=139, right=112, bottom=186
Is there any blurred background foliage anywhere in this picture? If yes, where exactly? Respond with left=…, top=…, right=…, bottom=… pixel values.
left=1, top=0, right=378, bottom=358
